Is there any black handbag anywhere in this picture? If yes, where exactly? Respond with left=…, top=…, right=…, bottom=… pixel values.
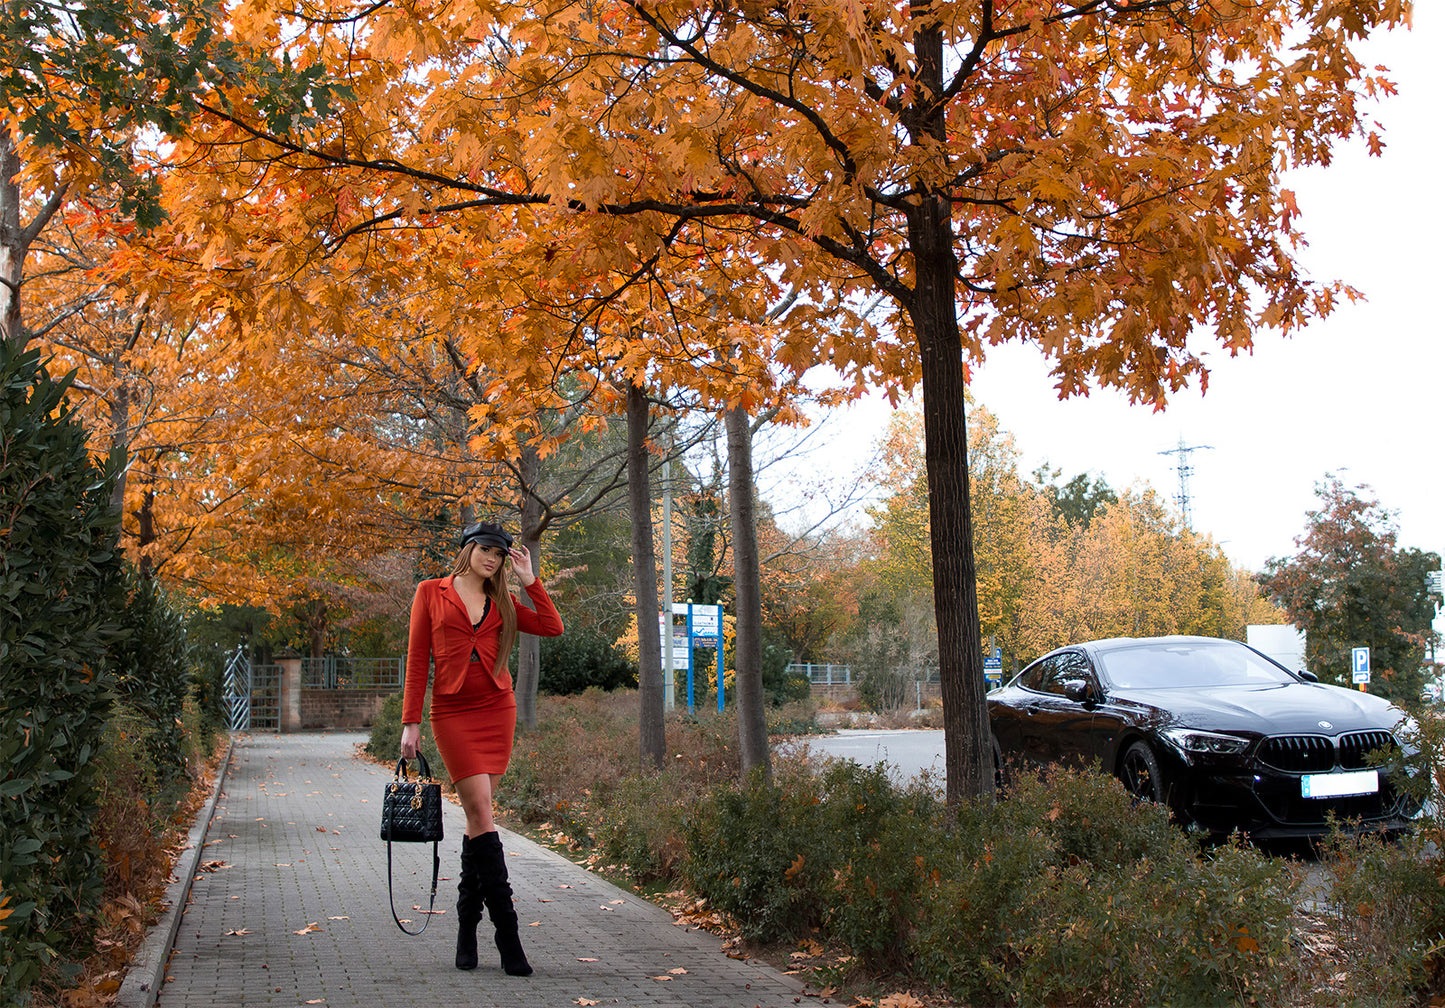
left=380, top=754, right=444, bottom=935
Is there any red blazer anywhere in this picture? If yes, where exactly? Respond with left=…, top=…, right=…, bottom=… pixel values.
left=402, top=575, right=564, bottom=723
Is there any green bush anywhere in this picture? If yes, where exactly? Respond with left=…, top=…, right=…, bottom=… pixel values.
left=815, top=762, right=946, bottom=970
left=540, top=627, right=637, bottom=694
left=108, top=571, right=192, bottom=799
left=1308, top=703, right=1445, bottom=1006
left=910, top=766, right=1298, bottom=1007
left=92, top=708, right=177, bottom=901
left=682, top=763, right=832, bottom=942
left=365, top=691, right=442, bottom=774
left=592, top=768, right=694, bottom=884
left=189, top=643, right=229, bottom=752
left=0, top=343, right=126, bottom=1005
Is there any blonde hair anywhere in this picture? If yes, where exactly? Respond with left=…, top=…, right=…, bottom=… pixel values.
left=451, top=542, right=518, bottom=678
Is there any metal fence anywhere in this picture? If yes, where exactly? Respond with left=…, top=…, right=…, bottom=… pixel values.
left=300, top=655, right=404, bottom=690
left=788, top=662, right=854, bottom=685
left=223, top=646, right=280, bottom=731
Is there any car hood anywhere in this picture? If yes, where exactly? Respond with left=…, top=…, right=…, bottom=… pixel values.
left=1111, top=682, right=1406, bottom=736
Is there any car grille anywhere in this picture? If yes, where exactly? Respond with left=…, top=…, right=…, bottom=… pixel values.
left=1257, top=735, right=1335, bottom=773
left=1252, top=730, right=1407, bottom=827
left=1338, top=730, right=1398, bottom=770
left=1256, top=731, right=1399, bottom=773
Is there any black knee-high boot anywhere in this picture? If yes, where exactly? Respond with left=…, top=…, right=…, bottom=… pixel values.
left=455, top=834, right=486, bottom=970
left=476, top=831, right=533, bottom=976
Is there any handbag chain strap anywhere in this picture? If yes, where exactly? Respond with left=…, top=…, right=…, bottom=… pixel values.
left=386, top=836, right=440, bottom=936
left=386, top=754, right=440, bottom=936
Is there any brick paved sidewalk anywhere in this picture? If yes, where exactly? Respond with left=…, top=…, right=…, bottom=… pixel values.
left=154, top=733, right=806, bottom=1008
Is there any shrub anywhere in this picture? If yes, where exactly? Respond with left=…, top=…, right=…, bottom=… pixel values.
left=0, top=343, right=126, bottom=1005
left=108, top=571, right=192, bottom=799
left=592, top=769, right=694, bottom=884
left=540, top=627, right=637, bottom=694
left=365, top=692, right=442, bottom=774
left=188, top=644, right=229, bottom=753
left=500, top=691, right=742, bottom=854
left=91, top=709, right=176, bottom=901
left=911, top=766, right=1299, bottom=1007
left=815, top=762, right=946, bottom=970
left=1308, top=703, right=1445, bottom=1007
left=681, top=762, right=832, bottom=942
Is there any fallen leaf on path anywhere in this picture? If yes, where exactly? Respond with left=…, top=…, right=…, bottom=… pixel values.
left=224, top=929, right=252, bottom=936
left=667, top=968, right=688, bottom=975
left=880, top=994, right=925, bottom=1008
left=574, top=1000, right=600, bottom=1006
left=292, top=923, right=324, bottom=935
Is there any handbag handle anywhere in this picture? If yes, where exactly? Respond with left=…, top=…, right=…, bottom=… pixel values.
left=393, top=753, right=435, bottom=782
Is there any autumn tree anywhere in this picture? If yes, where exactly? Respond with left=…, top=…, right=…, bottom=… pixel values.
left=1262, top=478, right=1441, bottom=700
left=862, top=404, right=1283, bottom=668
left=87, top=0, right=1410, bottom=803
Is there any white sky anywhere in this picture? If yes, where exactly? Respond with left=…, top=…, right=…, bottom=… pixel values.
left=784, top=6, right=1443, bottom=588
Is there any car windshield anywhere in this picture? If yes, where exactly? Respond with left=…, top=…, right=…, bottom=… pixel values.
left=1097, top=641, right=1296, bottom=690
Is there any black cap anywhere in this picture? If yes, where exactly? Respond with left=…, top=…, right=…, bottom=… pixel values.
left=459, top=521, right=513, bottom=552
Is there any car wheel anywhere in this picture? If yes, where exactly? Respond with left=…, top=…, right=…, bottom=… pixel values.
left=1120, top=740, right=1166, bottom=804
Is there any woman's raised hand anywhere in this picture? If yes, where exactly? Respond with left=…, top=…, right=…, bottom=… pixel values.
left=507, top=544, right=536, bottom=586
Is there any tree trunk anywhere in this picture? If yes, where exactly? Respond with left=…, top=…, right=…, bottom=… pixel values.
left=0, top=127, right=67, bottom=353
left=515, top=444, right=544, bottom=730
left=628, top=381, right=665, bottom=768
left=909, top=21, right=990, bottom=809
left=0, top=130, right=25, bottom=351
left=726, top=403, right=770, bottom=779
left=107, top=371, right=130, bottom=519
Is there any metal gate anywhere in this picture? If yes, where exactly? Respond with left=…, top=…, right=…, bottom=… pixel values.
left=222, top=645, right=280, bottom=732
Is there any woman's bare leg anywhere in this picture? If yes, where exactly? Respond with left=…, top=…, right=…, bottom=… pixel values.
left=453, top=772, right=504, bottom=837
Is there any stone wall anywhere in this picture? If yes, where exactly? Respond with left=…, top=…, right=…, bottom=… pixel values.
left=299, top=688, right=394, bottom=730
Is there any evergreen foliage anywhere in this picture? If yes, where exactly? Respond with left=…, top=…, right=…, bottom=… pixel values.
left=0, top=343, right=125, bottom=1004
left=540, top=627, right=637, bottom=694
left=109, top=571, right=194, bottom=796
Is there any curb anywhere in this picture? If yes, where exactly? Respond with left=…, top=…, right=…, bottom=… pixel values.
left=115, top=737, right=235, bottom=1008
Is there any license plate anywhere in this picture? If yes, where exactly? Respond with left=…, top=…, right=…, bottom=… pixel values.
left=1301, top=770, right=1379, bottom=798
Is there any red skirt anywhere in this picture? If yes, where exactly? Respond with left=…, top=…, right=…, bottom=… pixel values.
left=430, top=658, right=517, bottom=782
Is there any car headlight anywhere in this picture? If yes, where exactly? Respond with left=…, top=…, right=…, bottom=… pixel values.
left=1160, top=728, right=1251, bottom=756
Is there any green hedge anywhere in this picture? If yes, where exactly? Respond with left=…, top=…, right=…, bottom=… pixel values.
left=0, top=343, right=126, bottom=1005
left=109, top=571, right=194, bottom=798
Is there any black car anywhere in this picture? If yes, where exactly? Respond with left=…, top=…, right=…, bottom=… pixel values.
left=988, top=635, right=1422, bottom=838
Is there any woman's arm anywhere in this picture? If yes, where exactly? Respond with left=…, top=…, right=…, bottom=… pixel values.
left=516, top=579, right=565, bottom=637
left=400, top=583, right=432, bottom=753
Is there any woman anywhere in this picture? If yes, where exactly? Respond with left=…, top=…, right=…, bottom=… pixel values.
left=400, top=520, right=563, bottom=975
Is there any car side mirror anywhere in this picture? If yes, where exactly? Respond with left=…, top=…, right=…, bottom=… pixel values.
left=1297, top=669, right=1319, bottom=683
left=1063, top=679, right=1093, bottom=703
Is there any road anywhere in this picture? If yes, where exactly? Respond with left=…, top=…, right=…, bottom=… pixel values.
left=779, top=728, right=945, bottom=785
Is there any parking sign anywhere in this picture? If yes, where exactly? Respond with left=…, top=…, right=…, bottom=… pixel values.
left=1351, top=646, right=1371, bottom=685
